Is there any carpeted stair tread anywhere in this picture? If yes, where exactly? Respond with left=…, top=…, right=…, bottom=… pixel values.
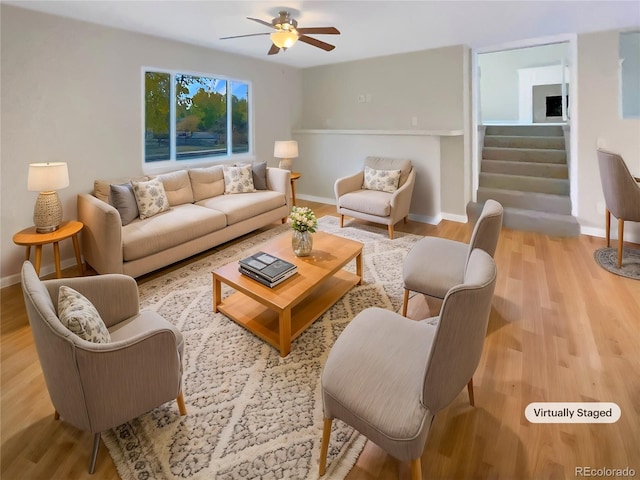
left=481, top=159, right=568, bottom=179
left=483, top=135, right=565, bottom=150
left=479, top=172, right=570, bottom=195
left=477, top=186, right=572, bottom=215
left=485, top=125, right=564, bottom=136
left=483, top=146, right=566, bottom=163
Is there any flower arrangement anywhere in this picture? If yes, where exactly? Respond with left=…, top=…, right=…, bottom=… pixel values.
left=288, top=206, right=318, bottom=233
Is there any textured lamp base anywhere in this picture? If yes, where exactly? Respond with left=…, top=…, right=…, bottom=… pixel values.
left=33, top=191, right=63, bottom=233
left=278, top=158, right=293, bottom=171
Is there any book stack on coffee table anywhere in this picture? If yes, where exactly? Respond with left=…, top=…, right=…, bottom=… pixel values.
left=238, top=251, right=298, bottom=288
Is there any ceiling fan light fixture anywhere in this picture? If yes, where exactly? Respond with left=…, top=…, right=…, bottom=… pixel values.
left=271, top=30, right=298, bottom=49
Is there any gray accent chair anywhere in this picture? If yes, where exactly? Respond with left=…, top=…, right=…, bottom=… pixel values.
left=596, top=149, right=640, bottom=268
left=20, top=261, right=186, bottom=474
left=402, top=199, right=503, bottom=316
left=319, top=249, right=497, bottom=479
left=335, top=156, right=416, bottom=239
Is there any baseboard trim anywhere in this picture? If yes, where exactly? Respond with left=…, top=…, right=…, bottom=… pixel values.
left=1, top=257, right=80, bottom=288
left=580, top=225, right=640, bottom=244
left=442, top=213, right=468, bottom=223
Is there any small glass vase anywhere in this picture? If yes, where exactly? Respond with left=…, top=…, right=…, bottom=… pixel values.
left=292, top=230, right=313, bottom=257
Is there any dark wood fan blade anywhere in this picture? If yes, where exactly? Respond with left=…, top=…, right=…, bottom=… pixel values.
left=296, top=27, right=340, bottom=35
left=247, top=17, right=274, bottom=29
left=268, top=44, right=280, bottom=55
left=220, top=33, right=270, bottom=40
left=298, top=35, right=335, bottom=51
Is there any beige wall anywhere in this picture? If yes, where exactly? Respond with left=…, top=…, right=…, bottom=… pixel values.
left=576, top=29, right=640, bottom=241
left=0, top=5, right=302, bottom=284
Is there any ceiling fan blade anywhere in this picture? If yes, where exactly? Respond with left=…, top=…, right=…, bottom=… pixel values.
left=268, top=44, right=280, bottom=55
left=247, top=17, right=274, bottom=29
left=298, top=35, right=335, bottom=52
left=296, top=27, right=340, bottom=35
left=220, top=33, right=270, bottom=40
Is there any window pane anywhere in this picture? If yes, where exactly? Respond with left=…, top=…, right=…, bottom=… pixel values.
left=176, top=75, right=227, bottom=159
left=231, top=82, right=249, bottom=154
left=145, top=72, right=171, bottom=162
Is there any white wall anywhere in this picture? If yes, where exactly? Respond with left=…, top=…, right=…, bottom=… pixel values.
left=0, top=5, right=302, bottom=284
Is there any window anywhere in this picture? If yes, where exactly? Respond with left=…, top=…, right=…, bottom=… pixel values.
left=144, top=70, right=251, bottom=164
left=619, top=31, right=640, bottom=119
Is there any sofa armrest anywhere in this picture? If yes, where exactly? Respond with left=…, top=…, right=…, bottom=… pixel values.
left=44, top=274, right=139, bottom=328
left=389, top=168, right=417, bottom=222
left=266, top=167, right=291, bottom=208
left=335, top=171, right=364, bottom=200
left=77, top=193, right=124, bottom=274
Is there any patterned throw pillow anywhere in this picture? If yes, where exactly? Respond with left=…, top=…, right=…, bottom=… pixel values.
left=362, top=166, right=402, bottom=193
left=223, top=164, right=256, bottom=194
left=131, top=177, right=171, bottom=219
left=58, top=286, right=111, bottom=343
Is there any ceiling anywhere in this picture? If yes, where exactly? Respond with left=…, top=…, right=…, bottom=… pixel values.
left=6, top=1, right=640, bottom=69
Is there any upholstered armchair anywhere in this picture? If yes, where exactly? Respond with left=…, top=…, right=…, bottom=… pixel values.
left=319, top=249, right=497, bottom=479
left=335, top=156, right=416, bottom=239
left=403, top=199, right=503, bottom=316
left=20, top=261, right=186, bottom=474
left=596, top=149, right=640, bottom=268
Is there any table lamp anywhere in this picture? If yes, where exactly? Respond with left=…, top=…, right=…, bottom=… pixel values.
left=28, top=162, right=70, bottom=233
left=274, top=140, right=298, bottom=171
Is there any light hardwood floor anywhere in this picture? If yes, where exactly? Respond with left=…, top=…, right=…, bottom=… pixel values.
left=2, top=200, right=639, bottom=479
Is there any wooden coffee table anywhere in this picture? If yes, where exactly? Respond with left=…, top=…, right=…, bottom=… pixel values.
left=212, top=231, right=363, bottom=356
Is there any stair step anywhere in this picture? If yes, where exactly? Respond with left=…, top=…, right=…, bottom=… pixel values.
left=485, top=125, right=564, bottom=137
left=483, top=135, right=565, bottom=150
left=477, top=187, right=572, bottom=215
left=481, top=159, right=568, bottom=179
left=479, top=172, right=570, bottom=195
left=483, top=147, right=566, bottom=164
left=467, top=201, right=580, bottom=237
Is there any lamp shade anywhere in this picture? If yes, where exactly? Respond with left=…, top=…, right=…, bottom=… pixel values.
left=28, top=162, right=69, bottom=192
left=270, top=30, right=298, bottom=49
left=274, top=141, right=298, bottom=159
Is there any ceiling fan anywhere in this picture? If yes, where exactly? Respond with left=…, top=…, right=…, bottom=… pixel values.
left=220, top=10, right=340, bottom=55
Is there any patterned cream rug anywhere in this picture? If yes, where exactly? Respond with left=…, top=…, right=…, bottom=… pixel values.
left=102, top=216, right=421, bottom=479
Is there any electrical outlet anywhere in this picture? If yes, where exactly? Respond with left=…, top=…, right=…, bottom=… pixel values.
left=357, top=94, right=365, bottom=103
left=596, top=137, right=606, bottom=149
left=411, top=116, right=418, bottom=127
left=365, top=94, right=372, bottom=103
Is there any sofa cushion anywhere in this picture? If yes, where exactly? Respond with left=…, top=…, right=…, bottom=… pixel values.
left=94, top=176, right=149, bottom=204
left=122, top=204, right=227, bottom=262
left=131, top=177, right=171, bottom=219
left=196, top=190, right=286, bottom=225
left=237, top=161, right=268, bottom=190
left=363, top=166, right=402, bottom=193
left=339, top=189, right=392, bottom=217
left=58, top=286, right=111, bottom=343
left=188, top=166, right=225, bottom=201
left=156, top=170, right=194, bottom=206
left=223, top=164, right=256, bottom=194
left=109, top=183, right=139, bottom=226
left=364, top=157, right=412, bottom=188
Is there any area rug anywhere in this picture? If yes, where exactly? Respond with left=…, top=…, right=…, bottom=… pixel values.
left=102, top=216, right=422, bottom=480
left=594, top=246, right=640, bottom=280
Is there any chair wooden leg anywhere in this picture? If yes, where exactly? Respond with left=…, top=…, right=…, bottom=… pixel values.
left=605, top=209, right=611, bottom=247
left=319, top=418, right=332, bottom=476
left=388, top=225, right=394, bottom=239
left=410, top=457, right=422, bottom=480
left=467, top=378, right=475, bottom=406
left=54, top=410, right=60, bottom=420
left=89, top=432, right=100, bottom=474
left=176, top=391, right=187, bottom=415
left=402, top=289, right=410, bottom=316
left=339, top=215, right=344, bottom=228
left=617, top=218, right=624, bottom=268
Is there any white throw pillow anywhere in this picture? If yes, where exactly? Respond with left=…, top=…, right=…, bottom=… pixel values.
left=58, top=286, right=111, bottom=343
left=131, top=177, right=171, bottom=219
left=362, top=166, right=402, bottom=193
left=223, top=164, right=256, bottom=194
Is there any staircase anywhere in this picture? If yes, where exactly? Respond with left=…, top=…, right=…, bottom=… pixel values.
left=469, top=125, right=580, bottom=237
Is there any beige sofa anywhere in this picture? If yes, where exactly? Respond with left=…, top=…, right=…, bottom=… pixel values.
left=78, top=165, right=291, bottom=277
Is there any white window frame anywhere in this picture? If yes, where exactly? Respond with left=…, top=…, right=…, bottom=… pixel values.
left=142, top=67, right=254, bottom=174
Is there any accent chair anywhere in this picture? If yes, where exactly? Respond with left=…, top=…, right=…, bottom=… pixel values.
left=334, top=156, right=416, bottom=239
left=319, top=249, right=497, bottom=479
left=20, top=261, right=186, bottom=474
left=402, top=199, right=502, bottom=316
left=596, top=149, right=640, bottom=268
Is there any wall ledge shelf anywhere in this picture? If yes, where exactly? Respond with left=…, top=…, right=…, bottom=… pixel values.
left=293, top=129, right=463, bottom=137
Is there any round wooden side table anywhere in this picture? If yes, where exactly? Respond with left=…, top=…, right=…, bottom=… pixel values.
left=290, top=172, right=301, bottom=206
left=13, top=220, right=84, bottom=278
